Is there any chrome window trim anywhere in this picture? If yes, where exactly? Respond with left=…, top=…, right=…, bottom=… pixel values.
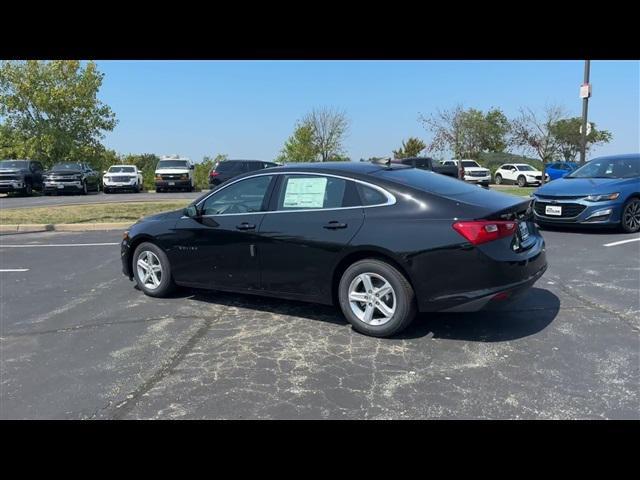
left=191, top=171, right=396, bottom=218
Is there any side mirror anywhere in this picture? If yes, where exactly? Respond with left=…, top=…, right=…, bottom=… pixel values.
left=190, top=164, right=195, bottom=170
left=183, top=205, right=199, bottom=218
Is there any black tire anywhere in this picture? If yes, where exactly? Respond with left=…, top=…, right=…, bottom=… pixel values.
left=132, top=242, right=176, bottom=297
left=23, top=182, right=33, bottom=196
left=517, top=175, right=527, bottom=187
left=621, top=198, right=640, bottom=233
left=104, top=187, right=110, bottom=194
left=338, top=259, right=417, bottom=338
left=495, top=174, right=502, bottom=185
left=81, top=181, right=88, bottom=195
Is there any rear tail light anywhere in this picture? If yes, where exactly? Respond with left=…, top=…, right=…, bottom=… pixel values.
left=209, top=171, right=220, bottom=177
left=452, top=220, right=517, bottom=245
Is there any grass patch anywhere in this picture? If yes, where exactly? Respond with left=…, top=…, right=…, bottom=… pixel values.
left=490, top=186, right=536, bottom=197
left=0, top=201, right=190, bottom=225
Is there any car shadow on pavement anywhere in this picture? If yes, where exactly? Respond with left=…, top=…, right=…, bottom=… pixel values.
left=399, top=287, right=560, bottom=341
left=537, top=224, right=618, bottom=235
left=173, top=286, right=559, bottom=343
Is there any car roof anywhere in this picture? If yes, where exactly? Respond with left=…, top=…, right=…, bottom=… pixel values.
left=221, top=159, right=273, bottom=163
left=268, top=161, right=411, bottom=176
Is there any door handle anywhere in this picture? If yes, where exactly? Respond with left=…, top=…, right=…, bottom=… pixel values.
left=323, top=221, right=347, bottom=230
left=236, top=222, right=256, bottom=230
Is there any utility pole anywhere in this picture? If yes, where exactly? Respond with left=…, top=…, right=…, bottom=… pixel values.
left=579, top=60, right=591, bottom=165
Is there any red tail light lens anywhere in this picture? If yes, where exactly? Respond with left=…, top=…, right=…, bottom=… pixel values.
left=452, top=220, right=517, bottom=245
left=209, top=171, right=219, bottom=177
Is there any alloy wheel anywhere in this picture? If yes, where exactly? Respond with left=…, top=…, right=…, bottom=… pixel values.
left=623, top=200, right=640, bottom=232
left=136, top=250, right=163, bottom=290
left=348, top=272, right=397, bottom=326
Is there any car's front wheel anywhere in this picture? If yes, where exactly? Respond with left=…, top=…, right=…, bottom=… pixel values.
left=517, top=175, right=527, bottom=187
left=338, top=259, right=416, bottom=337
left=133, top=242, right=176, bottom=297
left=621, top=198, right=640, bottom=233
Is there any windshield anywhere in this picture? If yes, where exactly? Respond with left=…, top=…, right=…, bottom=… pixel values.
left=108, top=166, right=135, bottom=173
left=52, top=163, right=83, bottom=171
left=516, top=165, right=536, bottom=171
left=567, top=157, right=640, bottom=179
left=461, top=161, right=480, bottom=168
left=0, top=160, right=28, bottom=169
left=157, top=160, right=189, bottom=169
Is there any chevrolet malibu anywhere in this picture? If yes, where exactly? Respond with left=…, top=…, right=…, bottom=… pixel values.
left=533, top=154, right=640, bottom=232
left=121, top=162, right=547, bottom=337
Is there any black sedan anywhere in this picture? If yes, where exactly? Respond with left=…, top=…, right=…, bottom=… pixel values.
left=121, top=162, right=547, bottom=337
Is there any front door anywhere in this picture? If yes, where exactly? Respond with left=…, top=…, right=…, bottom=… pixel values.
left=169, top=174, right=276, bottom=290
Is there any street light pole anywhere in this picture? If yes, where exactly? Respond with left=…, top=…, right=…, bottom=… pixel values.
left=579, top=60, right=591, bottom=165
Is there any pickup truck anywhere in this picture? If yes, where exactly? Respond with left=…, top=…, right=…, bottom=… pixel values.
left=389, top=157, right=462, bottom=179
left=0, top=159, right=44, bottom=195
left=440, top=159, right=491, bottom=186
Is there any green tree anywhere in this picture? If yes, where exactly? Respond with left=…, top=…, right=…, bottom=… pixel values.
left=550, top=117, right=612, bottom=162
left=303, top=107, right=350, bottom=162
left=420, top=105, right=511, bottom=159
left=277, top=122, right=319, bottom=162
left=0, top=60, right=117, bottom=168
left=393, top=137, right=427, bottom=158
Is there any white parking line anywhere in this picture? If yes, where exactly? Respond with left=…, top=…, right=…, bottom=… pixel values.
left=0, top=268, right=30, bottom=272
left=0, top=242, right=119, bottom=248
left=603, top=237, right=640, bottom=247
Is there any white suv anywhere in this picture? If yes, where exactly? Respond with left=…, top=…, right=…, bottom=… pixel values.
left=440, top=159, right=491, bottom=186
left=494, top=163, right=549, bottom=187
left=155, top=155, right=194, bottom=192
left=103, top=165, right=143, bottom=193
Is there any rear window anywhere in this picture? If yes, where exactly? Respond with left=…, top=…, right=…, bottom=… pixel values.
left=215, top=161, right=246, bottom=173
left=374, top=168, right=481, bottom=196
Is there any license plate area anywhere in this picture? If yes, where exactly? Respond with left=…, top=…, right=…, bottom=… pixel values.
left=168, top=181, right=175, bottom=186
left=545, top=205, right=562, bottom=216
left=518, top=221, right=530, bottom=241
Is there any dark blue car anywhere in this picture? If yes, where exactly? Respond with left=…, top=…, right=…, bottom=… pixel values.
left=546, top=161, right=579, bottom=181
left=533, top=154, right=640, bottom=232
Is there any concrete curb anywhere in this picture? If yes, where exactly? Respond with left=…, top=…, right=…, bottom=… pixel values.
left=0, top=222, right=131, bottom=234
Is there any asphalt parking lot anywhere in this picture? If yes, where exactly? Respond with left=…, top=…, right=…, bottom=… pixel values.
left=1, top=227, right=638, bottom=419
left=0, top=190, right=206, bottom=210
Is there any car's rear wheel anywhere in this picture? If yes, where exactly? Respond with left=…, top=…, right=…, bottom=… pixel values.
left=517, top=175, right=527, bottom=187
left=22, top=182, right=33, bottom=196
left=621, top=198, right=640, bottom=233
left=338, top=259, right=416, bottom=337
left=133, top=242, right=176, bottom=297
left=495, top=174, right=502, bottom=185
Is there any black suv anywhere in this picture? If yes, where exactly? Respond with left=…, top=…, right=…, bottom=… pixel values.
left=209, top=159, right=278, bottom=187
left=0, top=159, right=44, bottom=195
left=43, top=162, right=101, bottom=195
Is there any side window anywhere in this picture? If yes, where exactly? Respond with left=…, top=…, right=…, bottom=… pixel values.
left=201, top=175, right=273, bottom=215
left=356, top=183, right=389, bottom=206
left=276, top=175, right=349, bottom=211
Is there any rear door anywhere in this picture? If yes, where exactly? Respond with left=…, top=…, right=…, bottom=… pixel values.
left=257, top=173, right=364, bottom=300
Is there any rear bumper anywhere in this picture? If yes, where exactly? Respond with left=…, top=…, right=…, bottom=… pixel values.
left=440, top=263, right=547, bottom=312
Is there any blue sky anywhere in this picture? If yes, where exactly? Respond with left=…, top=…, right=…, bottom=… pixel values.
left=96, top=60, right=639, bottom=162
